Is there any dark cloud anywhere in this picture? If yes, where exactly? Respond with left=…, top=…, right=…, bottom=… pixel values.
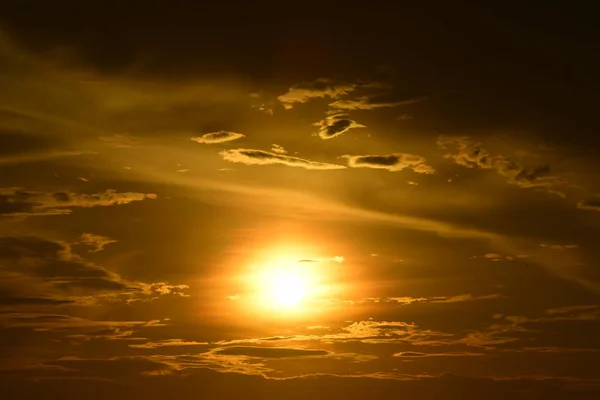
left=220, top=149, right=346, bottom=170
left=0, top=236, right=137, bottom=293
left=453, top=307, right=600, bottom=350
left=546, top=305, right=598, bottom=315
left=394, top=351, right=484, bottom=358
left=212, top=346, right=330, bottom=359
left=0, top=188, right=157, bottom=217
left=45, top=357, right=171, bottom=380
left=129, top=339, right=209, bottom=349
left=313, top=113, right=365, bottom=139
left=0, top=236, right=187, bottom=300
left=343, top=153, right=435, bottom=173
left=190, top=131, right=245, bottom=144
left=0, top=312, right=165, bottom=333
left=437, top=136, right=565, bottom=191
left=577, top=195, right=600, bottom=211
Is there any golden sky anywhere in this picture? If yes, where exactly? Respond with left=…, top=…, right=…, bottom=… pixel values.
left=1, top=4, right=600, bottom=399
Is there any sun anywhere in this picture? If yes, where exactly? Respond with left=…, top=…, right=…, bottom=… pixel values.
left=252, top=261, right=317, bottom=311
left=265, top=268, right=307, bottom=308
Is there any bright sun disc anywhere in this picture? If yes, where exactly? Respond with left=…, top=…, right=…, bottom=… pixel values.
left=254, top=263, right=316, bottom=311
left=268, top=269, right=306, bottom=307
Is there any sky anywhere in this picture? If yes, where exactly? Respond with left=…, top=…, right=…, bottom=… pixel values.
left=1, top=3, right=600, bottom=399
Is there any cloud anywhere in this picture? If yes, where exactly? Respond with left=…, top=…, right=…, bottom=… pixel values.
left=329, top=96, right=425, bottom=110
left=43, top=357, right=172, bottom=380
left=577, top=195, right=600, bottom=211
left=431, top=293, right=502, bottom=304
left=540, top=243, right=579, bottom=250
left=217, top=320, right=451, bottom=347
left=313, top=113, right=365, bottom=139
left=0, top=236, right=187, bottom=300
left=0, top=188, right=157, bottom=217
left=393, top=351, right=484, bottom=358
left=212, top=346, right=330, bottom=359
left=437, top=136, right=565, bottom=190
left=220, top=149, right=346, bottom=170
left=343, top=153, right=435, bottom=174
left=76, top=233, right=117, bottom=253
left=320, top=294, right=502, bottom=307
left=129, top=339, right=209, bottom=349
left=452, top=307, right=600, bottom=350
left=0, top=312, right=164, bottom=333
left=190, top=131, right=245, bottom=144
left=545, top=305, right=598, bottom=315
left=471, top=253, right=516, bottom=261
left=277, top=78, right=359, bottom=109
left=271, top=144, right=287, bottom=154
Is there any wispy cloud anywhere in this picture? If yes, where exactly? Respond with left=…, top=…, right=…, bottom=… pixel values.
left=540, top=243, right=579, bottom=250
left=129, top=339, right=209, bottom=349
left=220, top=149, right=346, bottom=170
left=329, top=96, right=425, bottom=110
left=0, top=312, right=165, bottom=332
left=277, top=79, right=359, bottom=109
left=191, top=131, right=245, bottom=144
left=431, top=293, right=502, bottom=304
left=545, top=305, right=598, bottom=315
left=75, top=233, right=117, bottom=253
left=343, top=153, right=435, bottom=174
left=0, top=188, right=156, bottom=217
left=393, top=351, right=484, bottom=358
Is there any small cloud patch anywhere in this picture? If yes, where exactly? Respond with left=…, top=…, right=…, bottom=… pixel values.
left=277, top=78, right=358, bottom=109
left=343, top=153, right=435, bottom=174
left=191, top=131, right=245, bottom=144
left=314, top=113, right=365, bottom=140
left=76, top=233, right=117, bottom=253
left=577, top=195, right=600, bottom=211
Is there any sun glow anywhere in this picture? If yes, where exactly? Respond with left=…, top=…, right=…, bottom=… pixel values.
left=260, top=267, right=310, bottom=308
left=234, top=243, right=345, bottom=315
